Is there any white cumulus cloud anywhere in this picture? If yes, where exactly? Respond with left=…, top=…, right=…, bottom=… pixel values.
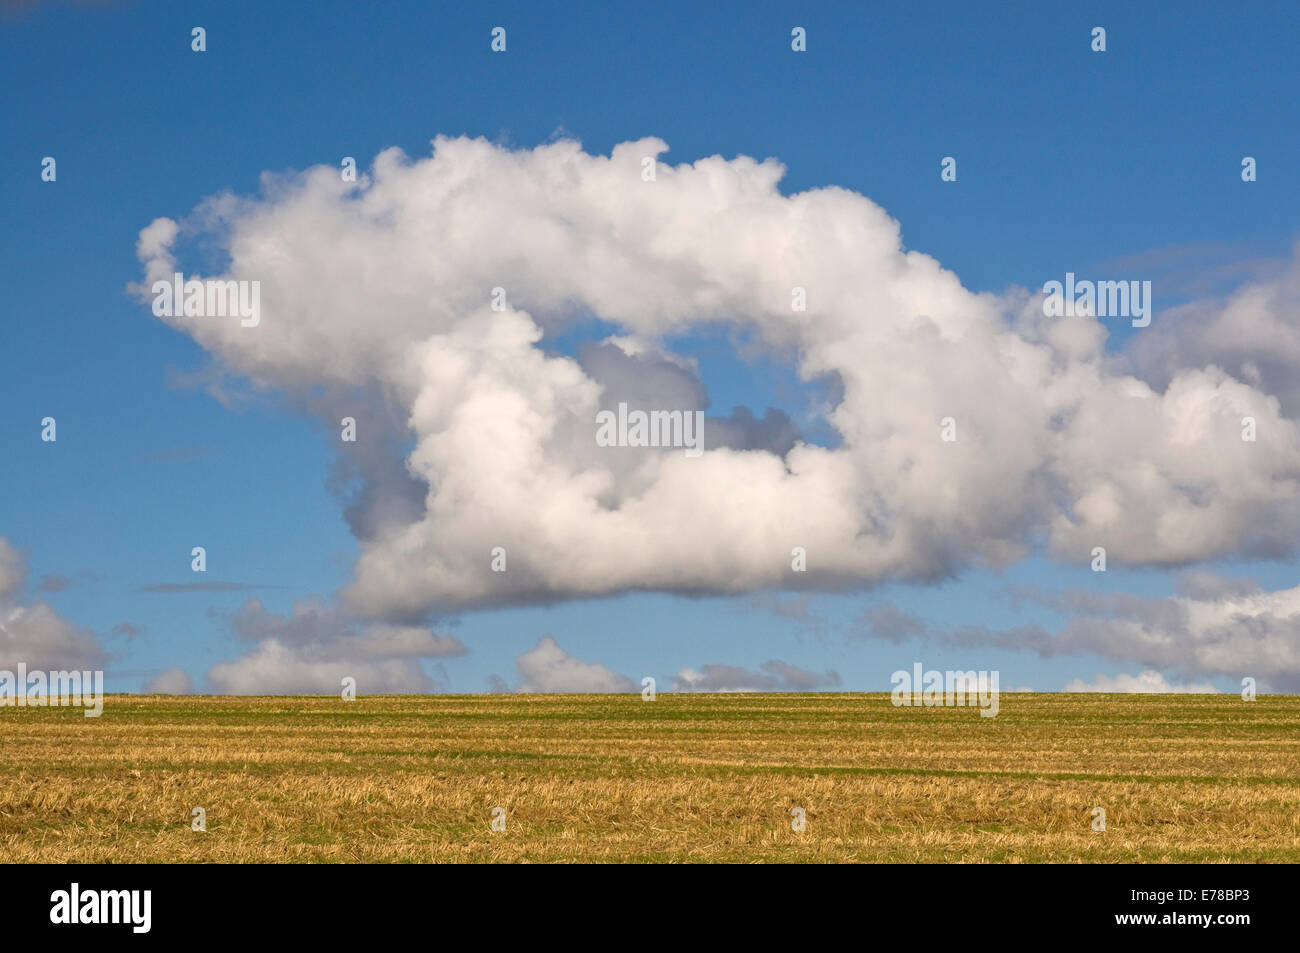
left=510, top=635, right=635, bottom=693
left=130, top=136, right=1300, bottom=623
left=1063, top=671, right=1218, bottom=693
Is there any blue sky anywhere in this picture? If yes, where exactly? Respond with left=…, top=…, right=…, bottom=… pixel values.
left=2, top=0, right=1298, bottom=694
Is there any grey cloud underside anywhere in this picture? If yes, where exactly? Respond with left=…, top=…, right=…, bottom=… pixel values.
left=1126, top=246, right=1300, bottom=416
left=579, top=339, right=803, bottom=455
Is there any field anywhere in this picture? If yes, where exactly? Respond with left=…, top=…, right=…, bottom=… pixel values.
left=2, top=692, right=1298, bottom=863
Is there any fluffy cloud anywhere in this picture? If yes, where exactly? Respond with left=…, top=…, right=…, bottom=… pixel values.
left=0, top=537, right=108, bottom=672
left=673, top=660, right=841, bottom=693
left=132, top=137, right=1300, bottom=620
left=863, top=578, right=1300, bottom=687
left=510, top=635, right=635, bottom=693
left=205, top=598, right=466, bottom=694
left=1127, top=247, right=1300, bottom=417
left=1063, top=671, right=1218, bottom=693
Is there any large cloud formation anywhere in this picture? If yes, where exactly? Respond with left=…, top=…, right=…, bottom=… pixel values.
left=133, top=136, right=1300, bottom=622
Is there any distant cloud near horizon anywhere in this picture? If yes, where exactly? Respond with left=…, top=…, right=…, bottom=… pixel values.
left=1063, top=671, right=1218, bottom=694
left=510, top=636, right=636, bottom=693
left=0, top=537, right=109, bottom=672
left=861, top=575, right=1300, bottom=689
left=142, top=668, right=194, bottom=694
left=674, top=660, right=842, bottom=693
left=204, top=598, right=466, bottom=694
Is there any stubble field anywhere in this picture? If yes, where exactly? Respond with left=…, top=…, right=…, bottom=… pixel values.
left=2, top=692, right=1298, bottom=863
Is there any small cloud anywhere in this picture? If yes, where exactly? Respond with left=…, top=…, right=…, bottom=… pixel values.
left=143, top=668, right=194, bottom=694
left=673, top=660, right=841, bottom=693
left=511, top=635, right=635, bottom=693
left=34, top=570, right=103, bottom=593
left=1063, top=671, right=1218, bottom=694
left=163, top=364, right=256, bottom=412
left=857, top=601, right=927, bottom=643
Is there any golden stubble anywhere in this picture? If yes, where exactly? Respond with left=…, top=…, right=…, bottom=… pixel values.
left=1, top=692, right=1297, bottom=862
